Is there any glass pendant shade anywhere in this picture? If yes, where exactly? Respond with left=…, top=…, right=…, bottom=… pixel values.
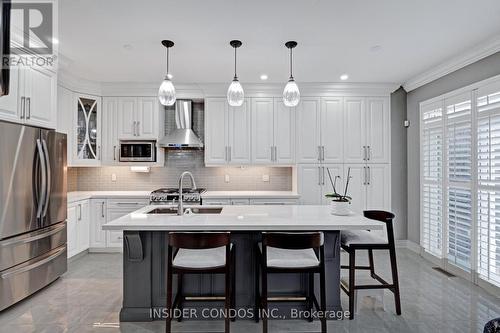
left=227, top=79, right=244, bottom=106
left=158, top=77, right=176, bottom=106
left=283, top=78, right=300, bottom=107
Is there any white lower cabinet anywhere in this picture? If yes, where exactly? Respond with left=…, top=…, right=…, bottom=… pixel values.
left=90, top=199, right=107, bottom=248
left=67, top=200, right=90, bottom=258
left=297, top=164, right=343, bottom=205
left=343, top=164, right=391, bottom=214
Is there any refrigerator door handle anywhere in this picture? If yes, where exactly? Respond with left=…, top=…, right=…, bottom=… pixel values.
left=41, top=139, right=51, bottom=218
left=35, top=139, right=47, bottom=219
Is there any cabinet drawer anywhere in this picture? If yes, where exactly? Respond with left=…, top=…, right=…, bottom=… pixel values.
left=107, top=230, right=123, bottom=248
left=107, top=198, right=148, bottom=209
left=249, top=198, right=298, bottom=205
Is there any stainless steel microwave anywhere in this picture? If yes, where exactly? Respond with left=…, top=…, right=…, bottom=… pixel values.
left=119, top=141, right=156, bottom=162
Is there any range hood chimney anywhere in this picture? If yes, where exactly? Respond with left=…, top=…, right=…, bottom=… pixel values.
left=158, top=100, right=204, bottom=149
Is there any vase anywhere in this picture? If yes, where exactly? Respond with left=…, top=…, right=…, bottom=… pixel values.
left=330, top=201, right=351, bottom=216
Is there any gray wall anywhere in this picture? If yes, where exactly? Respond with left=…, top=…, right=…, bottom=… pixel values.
left=407, top=51, right=500, bottom=244
left=390, top=87, right=408, bottom=240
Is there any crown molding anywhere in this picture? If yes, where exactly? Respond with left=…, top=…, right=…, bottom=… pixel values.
left=58, top=70, right=102, bottom=96
left=403, top=35, right=500, bottom=92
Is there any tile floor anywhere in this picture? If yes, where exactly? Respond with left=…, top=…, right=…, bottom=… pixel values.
left=0, top=249, right=499, bottom=332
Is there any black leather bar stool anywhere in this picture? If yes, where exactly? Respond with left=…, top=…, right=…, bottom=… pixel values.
left=255, top=232, right=327, bottom=333
left=166, top=232, right=235, bottom=333
left=340, top=210, right=401, bottom=319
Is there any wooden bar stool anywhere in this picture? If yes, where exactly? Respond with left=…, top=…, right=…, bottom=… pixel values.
left=340, top=210, right=401, bottom=320
left=255, top=232, right=327, bottom=333
left=166, top=232, right=235, bottom=333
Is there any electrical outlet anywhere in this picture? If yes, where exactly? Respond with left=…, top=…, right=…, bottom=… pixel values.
left=111, top=173, right=117, bottom=182
left=262, top=174, right=270, bottom=182
left=225, top=174, right=230, bottom=183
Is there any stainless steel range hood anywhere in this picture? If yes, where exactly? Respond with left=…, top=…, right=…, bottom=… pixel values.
left=158, top=100, right=204, bottom=149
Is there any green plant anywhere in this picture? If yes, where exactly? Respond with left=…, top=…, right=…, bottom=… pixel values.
left=324, top=167, right=352, bottom=203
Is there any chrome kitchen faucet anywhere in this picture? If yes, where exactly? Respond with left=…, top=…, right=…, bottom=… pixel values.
left=178, top=171, right=197, bottom=215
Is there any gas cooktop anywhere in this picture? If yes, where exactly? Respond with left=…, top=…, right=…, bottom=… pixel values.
left=150, top=188, right=206, bottom=204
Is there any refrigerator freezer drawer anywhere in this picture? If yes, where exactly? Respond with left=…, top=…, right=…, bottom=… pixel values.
left=0, top=222, right=66, bottom=271
left=0, top=244, right=67, bottom=311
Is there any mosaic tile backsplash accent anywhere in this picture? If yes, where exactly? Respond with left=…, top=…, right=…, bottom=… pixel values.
left=68, top=151, right=292, bottom=192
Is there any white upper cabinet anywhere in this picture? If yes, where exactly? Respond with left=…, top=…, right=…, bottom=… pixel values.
left=0, top=66, right=56, bottom=129
left=23, top=66, right=57, bottom=129
left=102, top=97, right=119, bottom=165
left=205, top=98, right=229, bottom=165
left=344, top=97, right=390, bottom=163
left=117, top=97, right=136, bottom=139
left=274, top=99, right=295, bottom=164
left=344, top=98, right=366, bottom=163
left=296, top=98, right=321, bottom=163
left=137, top=97, right=158, bottom=138
left=366, top=98, right=390, bottom=163
left=228, top=99, right=251, bottom=164
left=73, top=94, right=102, bottom=166
left=251, top=98, right=274, bottom=164
left=0, top=66, right=21, bottom=122
left=116, top=97, right=160, bottom=140
left=205, top=97, right=251, bottom=165
left=320, top=98, right=344, bottom=163
left=296, top=97, right=344, bottom=164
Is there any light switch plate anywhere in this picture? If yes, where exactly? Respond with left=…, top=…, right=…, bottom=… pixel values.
left=262, top=174, right=270, bottom=182
left=111, top=173, right=117, bottom=182
left=225, top=174, right=230, bottom=183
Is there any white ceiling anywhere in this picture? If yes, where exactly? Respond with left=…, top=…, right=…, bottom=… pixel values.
left=58, top=0, right=500, bottom=85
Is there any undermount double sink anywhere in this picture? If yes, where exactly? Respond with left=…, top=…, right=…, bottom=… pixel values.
left=146, top=206, right=223, bottom=215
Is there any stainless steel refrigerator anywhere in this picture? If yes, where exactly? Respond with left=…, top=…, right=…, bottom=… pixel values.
left=0, top=120, right=67, bottom=311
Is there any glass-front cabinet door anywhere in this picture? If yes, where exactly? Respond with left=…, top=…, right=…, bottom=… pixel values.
left=74, top=94, right=101, bottom=166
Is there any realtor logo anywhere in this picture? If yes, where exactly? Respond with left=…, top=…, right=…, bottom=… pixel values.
left=11, top=2, right=54, bottom=55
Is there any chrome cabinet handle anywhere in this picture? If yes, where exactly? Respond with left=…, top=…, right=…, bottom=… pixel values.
left=116, top=202, right=140, bottom=205
left=101, top=202, right=105, bottom=218
left=26, top=97, right=31, bottom=119
left=132, top=121, right=136, bottom=136
left=362, top=146, right=366, bottom=161
left=367, top=166, right=371, bottom=185
left=363, top=166, right=367, bottom=185
left=321, top=146, right=325, bottom=161
left=228, top=146, right=231, bottom=162
left=113, top=145, right=117, bottom=161
left=322, top=166, right=325, bottom=185
left=318, top=146, right=322, bottom=161
left=318, top=167, right=322, bottom=185
left=78, top=204, right=82, bottom=220
left=367, top=146, right=371, bottom=161
left=136, top=121, right=140, bottom=136
left=20, top=96, right=25, bottom=119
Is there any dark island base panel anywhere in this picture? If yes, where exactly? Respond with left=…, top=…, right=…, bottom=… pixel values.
left=120, top=231, right=343, bottom=322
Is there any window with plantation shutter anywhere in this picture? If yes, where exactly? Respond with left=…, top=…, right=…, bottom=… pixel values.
left=446, top=94, right=472, bottom=271
left=421, top=102, right=444, bottom=258
left=477, top=82, right=500, bottom=287
left=420, top=77, right=500, bottom=291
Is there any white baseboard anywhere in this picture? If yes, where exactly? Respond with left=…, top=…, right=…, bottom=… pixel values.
left=89, top=247, right=122, bottom=253
left=396, top=240, right=421, bottom=254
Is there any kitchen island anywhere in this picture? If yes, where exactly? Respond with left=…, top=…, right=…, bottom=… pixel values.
left=103, top=205, right=384, bottom=322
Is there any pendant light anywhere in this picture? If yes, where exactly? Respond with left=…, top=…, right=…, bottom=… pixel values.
left=283, top=41, right=300, bottom=107
left=227, top=40, right=244, bottom=107
left=158, top=40, right=176, bottom=106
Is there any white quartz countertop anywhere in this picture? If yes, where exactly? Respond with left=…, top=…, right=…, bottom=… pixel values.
left=102, top=205, right=383, bottom=231
left=201, top=191, right=299, bottom=199
left=67, top=191, right=150, bottom=203
left=67, top=190, right=300, bottom=203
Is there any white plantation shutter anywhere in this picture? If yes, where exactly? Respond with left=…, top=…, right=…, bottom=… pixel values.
left=421, top=102, right=444, bottom=257
left=446, top=94, right=472, bottom=270
left=477, top=81, right=500, bottom=287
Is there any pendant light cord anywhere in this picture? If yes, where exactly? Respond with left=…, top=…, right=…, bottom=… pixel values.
left=166, top=47, right=170, bottom=76
left=289, top=47, right=293, bottom=80
left=234, top=46, right=237, bottom=80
